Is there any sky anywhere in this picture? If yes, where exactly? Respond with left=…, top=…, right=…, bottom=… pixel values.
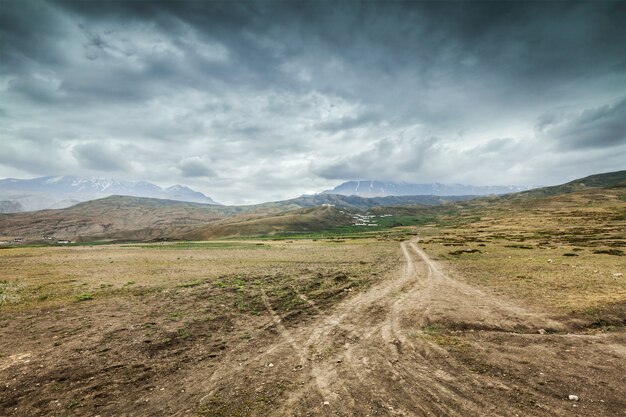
left=1, top=0, right=625, bottom=204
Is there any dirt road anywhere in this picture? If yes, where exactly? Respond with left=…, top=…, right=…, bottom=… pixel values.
left=193, top=239, right=625, bottom=416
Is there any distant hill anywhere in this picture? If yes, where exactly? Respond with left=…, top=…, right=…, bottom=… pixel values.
left=323, top=180, right=537, bottom=197
left=512, top=170, right=626, bottom=199
left=0, top=175, right=219, bottom=211
left=181, top=206, right=353, bottom=240
left=0, top=195, right=228, bottom=241
left=0, top=200, right=24, bottom=214
left=0, top=193, right=471, bottom=242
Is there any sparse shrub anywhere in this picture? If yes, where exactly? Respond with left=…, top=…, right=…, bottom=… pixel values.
left=448, top=249, right=481, bottom=256
left=593, top=249, right=624, bottom=256
left=177, top=328, right=191, bottom=339
left=75, top=293, right=93, bottom=302
left=177, top=280, right=202, bottom=288
left=504, top=244, right=533, bottom=249
left=562, top=253, right=579, bottom=257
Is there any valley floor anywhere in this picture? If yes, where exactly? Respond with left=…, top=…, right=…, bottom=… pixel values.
left=0, top=237, right=624, bottom=416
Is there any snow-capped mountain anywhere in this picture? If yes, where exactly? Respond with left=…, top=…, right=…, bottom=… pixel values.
left=0, top=176, right=219, bottom=212
left=322, top=180, right=538, bottom=198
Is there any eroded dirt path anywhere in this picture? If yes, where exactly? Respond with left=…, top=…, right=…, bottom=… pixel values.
left=193, top=239, right=625, bottom=416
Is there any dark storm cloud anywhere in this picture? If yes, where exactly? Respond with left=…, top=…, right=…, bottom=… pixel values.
left=0, top=0, right=624, bottom=203
left=544, top=97, right=626, bottom=150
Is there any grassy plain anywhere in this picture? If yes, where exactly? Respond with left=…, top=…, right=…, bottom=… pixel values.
left=0, top=239, right=400, bottom=416
left=420, top=187, right=626, bottom=325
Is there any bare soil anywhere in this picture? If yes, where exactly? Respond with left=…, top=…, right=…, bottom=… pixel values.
left=1, top=239, right=624, bottom=416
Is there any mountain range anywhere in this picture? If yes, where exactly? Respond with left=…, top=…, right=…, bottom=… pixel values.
left=1, top=170, right=623, bottom=242
left=0, top=176, right=219, bottom=212
left=322, top=180, right=538, bottom=198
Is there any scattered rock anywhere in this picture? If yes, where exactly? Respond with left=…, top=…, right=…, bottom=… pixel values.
left=323, top=401, right=330, bottom=406
left=613, top=273, right=623, bottom=278
left=268, top=363, right=274, bottom=368
left=568, top=395, right=579, bottom=401
left=537, top=329, right=547, bottom=335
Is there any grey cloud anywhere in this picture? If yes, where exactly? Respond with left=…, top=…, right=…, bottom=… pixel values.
left=1, top=0, right=624, bottom=203
left=73, top=142, right=128, bottom=171
left=316, top=111, right=383, bottom=133
left=544, top=98, right=626, bottom=149
left=314, top=135, right=440, bottom=181
left=178, top=157, right=216, bottom=178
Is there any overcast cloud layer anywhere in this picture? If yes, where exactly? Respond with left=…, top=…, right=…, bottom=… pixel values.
left=1, top=0, right=625, bottom=204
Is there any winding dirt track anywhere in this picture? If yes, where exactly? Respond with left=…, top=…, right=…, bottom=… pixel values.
left=185, top=239, right=625, bottom=416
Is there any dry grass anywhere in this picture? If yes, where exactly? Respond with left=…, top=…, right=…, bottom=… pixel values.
left=0, top=238, right=402, bottom=416
left=0, top=239, right=399, bottom=312
left=418, top=190, right=626, bottom=322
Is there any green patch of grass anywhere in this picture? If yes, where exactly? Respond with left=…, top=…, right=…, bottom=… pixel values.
left=413, top=324, right=466, bottom=349
left=423, top=324, right=441, bottom=334
left=177, top=328, right=192, bottom=339
left=75, top=293, right=94, bottom=302
left=65, top=400, right=80, bottom=410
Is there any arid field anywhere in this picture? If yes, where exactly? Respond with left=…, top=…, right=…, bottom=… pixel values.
left=1, top=239, right=401, bottom=416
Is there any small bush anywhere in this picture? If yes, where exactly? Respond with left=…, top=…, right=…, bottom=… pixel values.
left=75, top=293, right=94, bottom=302
left=593, top=249, right=624, bottom=256
left=449, top=249, right=481, bottom=256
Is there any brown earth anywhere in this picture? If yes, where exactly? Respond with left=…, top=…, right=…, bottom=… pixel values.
left=1, top=238, right=624, bottom=416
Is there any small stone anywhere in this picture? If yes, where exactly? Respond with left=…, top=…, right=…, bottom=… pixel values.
left=568, top=395, right=579, bottom=401
left=323, top=401, right=330, bottom=406
left=537, top=329, right=547, bottom=335
left=268, top=363, right=274, bottom=368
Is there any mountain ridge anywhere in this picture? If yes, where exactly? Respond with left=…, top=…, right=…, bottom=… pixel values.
left=323, top=180, right=539, bottom=198
left=1, top=170, right=623, bottom=242
left=0, top=175, right=219, bottom=211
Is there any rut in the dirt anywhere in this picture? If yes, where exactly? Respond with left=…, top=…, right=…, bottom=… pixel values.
left=186, top=239, right=625, bottom=417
